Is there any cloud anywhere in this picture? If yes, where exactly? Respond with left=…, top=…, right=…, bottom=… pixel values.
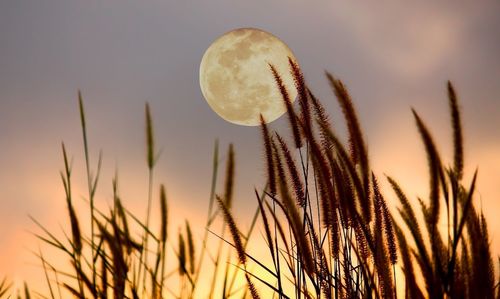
left=327, top=3, right=467, bottom=78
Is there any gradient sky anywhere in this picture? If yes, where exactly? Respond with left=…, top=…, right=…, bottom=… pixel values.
left=1, top=0, right=499, bottom=292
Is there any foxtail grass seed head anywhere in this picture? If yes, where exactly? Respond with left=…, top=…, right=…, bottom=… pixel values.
left=448, top=81, right=464, bottom=180
left=78, top=90, right=86, bottom=132
left=412, top=109, right=441, bottom=228
left=288, top=57, right=312, bottom=138
left=245, top=273, right=261, bottom=299
left=260, top=115, right=277, bottom=198
left=224, top=143, right=235, bottom=209
left=276, top=133, right=305, bottom=207
left=185, top=221, right=195, bottom=274
left=145, top=102, right=155, bottom=169
left=178, top=231, right=186, bottom=276
left=160, top=184, right=168, bottom=244
left=217, top=196, right=247, bottom=265
left=269, top=63, right=303, bottom=148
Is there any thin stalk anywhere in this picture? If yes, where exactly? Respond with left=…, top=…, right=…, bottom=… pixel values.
left=208, top=221, right=226, bottom=299
left=393, top=265, right=397, bottom=299
left=137, top=102, right=157, bottom=296
left=141, top=167, right=154, bottom=294
left=190, top=140, right=219, bottom=298
left=78, top=92, right=97, bottom=288
left=225, top=188, right=267, bottom=295
left=273, top=196, right=284, bottom=299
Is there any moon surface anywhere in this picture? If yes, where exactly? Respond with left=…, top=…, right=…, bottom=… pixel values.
left=199, top=28, right=298, bottom=126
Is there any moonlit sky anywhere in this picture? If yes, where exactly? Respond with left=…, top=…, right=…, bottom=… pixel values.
left=1, top=0, right=499, bottom=291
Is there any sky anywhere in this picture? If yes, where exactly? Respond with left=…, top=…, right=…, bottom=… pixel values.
left=0, top=0, right=499, bottom=294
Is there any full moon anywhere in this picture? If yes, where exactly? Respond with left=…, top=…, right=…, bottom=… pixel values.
left=199, top=28, right=298, bottom=126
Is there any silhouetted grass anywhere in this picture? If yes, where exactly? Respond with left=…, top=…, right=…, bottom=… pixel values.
left=1, top=61, right=499, bottom=299
left=217, top=60, right=500, bottom=298
left=20, top=94, right=253, bottom=299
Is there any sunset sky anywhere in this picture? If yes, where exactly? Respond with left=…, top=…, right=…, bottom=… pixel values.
left=1, top=0, right=499, bottom=293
